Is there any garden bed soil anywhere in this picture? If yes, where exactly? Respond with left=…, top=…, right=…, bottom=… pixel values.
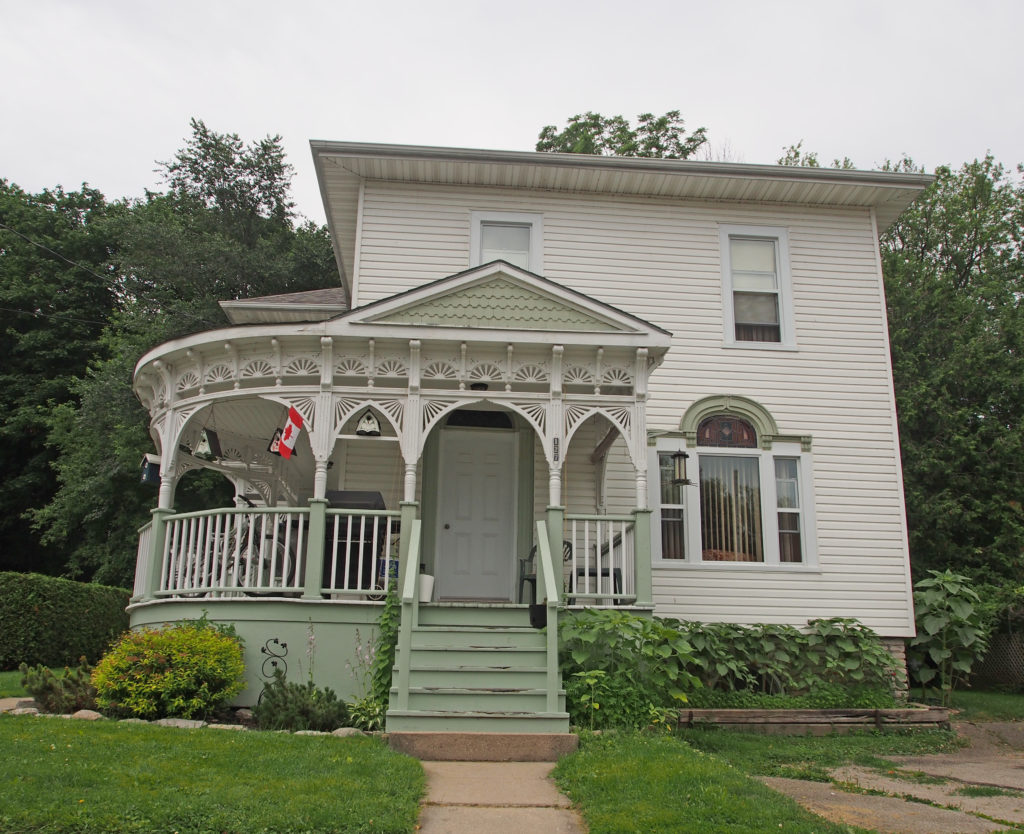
left=682, top=706, right=952, bottom=734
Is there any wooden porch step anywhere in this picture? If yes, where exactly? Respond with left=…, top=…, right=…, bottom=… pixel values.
left=407, top=664, right=548, bottom=689
left=387, top=730, right=578, bottom=761
left=397, top=685, right=564, bottom=713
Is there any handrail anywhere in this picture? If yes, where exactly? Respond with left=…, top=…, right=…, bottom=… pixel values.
left=162, top=506, right=312, bottom=522
left=394, top=519, right=421, bottom=713
left=536, top=519, right=561, bottom=713
left=535, top=520, right=559, bottom=607
left=565, top=512, right=634, bottom=522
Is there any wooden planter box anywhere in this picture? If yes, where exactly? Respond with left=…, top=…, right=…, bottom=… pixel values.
left=680, top=707, right=952, bottom=735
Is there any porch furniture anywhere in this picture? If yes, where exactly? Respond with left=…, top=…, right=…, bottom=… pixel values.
left=568, top=566, right=623, bottom=605
left=518, top=540, right=572, bottom=604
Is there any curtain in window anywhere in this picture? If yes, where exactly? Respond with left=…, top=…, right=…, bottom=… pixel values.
left=699, top=456, right=763, bottom=562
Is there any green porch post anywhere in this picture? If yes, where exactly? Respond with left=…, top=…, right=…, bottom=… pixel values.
left=633, top=508, right=653, bottom=607
left=397, top=501, right=419, bottom=591
left=543, top=506, right=564, bottom=600
left=303, top=498, right=328, bottom=599
left=143, top=507, right=172, bottom=602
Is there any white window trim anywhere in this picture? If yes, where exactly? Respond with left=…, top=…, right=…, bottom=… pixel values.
left=470, top=211, right=543, bottom=274
left=650, top=438, right=818, bottom=570
left=719, top=224, right=796, bottom=349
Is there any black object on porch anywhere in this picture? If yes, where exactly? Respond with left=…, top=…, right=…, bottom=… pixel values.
left=323, top=491, right=387, bottom=592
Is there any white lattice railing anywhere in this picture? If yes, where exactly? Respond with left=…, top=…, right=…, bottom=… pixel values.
left=158, top=508, right=309, bottom=597
left=564, top=514, right=636, bottom=605
left=322, top=509, right=401, bottom=597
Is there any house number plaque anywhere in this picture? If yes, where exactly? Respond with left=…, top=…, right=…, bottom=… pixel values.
left=553, top=437, right=560, bottom=461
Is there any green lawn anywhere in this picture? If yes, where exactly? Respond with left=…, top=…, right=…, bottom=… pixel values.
left=0, top=669, right=29, bottom=698
left=555, top=732, right=872, bottom=834
left=678, top=726, right=963, bottom=782
left=0, top=715, right=424, bottom=834
left=947, top=689, right=1024, bottom=722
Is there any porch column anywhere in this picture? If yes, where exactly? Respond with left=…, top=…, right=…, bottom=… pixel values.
left=144, top=470, right=177, bottom=601
left=397, top=500, right=420, bottom=592
left=303, top=459, right=330, bottom=599
left=632, top=508, right=653, bottom=607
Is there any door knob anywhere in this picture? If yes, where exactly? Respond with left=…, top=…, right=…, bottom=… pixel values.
left=444, top=523, right=451, bottom=529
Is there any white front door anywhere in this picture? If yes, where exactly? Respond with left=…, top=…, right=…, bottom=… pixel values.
left=435, top=428, right=517, bottom=600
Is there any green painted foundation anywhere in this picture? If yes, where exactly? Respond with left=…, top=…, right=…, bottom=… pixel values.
left=128, top=598, right=384, bottom=705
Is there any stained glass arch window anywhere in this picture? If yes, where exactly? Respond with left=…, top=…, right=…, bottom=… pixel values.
left=696, top=415, right=757, bottom=448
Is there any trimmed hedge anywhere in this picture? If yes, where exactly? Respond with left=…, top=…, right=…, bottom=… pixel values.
left=0, top=572, right=129, bottom=670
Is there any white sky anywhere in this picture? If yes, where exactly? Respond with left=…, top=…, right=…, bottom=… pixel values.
left=3, top=0, right=1021, bottom=225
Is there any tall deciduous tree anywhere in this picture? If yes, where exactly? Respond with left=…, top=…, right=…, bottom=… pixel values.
left=0, top=182, right=115, bottom=573
left=29, top=121, right=340, bottom=586
left=537, top=111, right=708, bottom=159
left=881, top=156, right=1024, bottom=584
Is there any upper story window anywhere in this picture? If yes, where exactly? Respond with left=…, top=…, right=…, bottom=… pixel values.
left=471, top=211, right=543, bottom=273
left=719, top=225, right=795, bottom=348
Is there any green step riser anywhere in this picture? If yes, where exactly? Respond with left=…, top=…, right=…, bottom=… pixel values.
left=407, top=669, right=548, bottom=688
left=385, top=714, right=570, bottom=733
left=402, top=692, right=565, bottom=712
left=410, top=631, right=546, bottom=649
left=417, top=607, right=534, bottom=628
left=398, top=648, right=548, bottom=665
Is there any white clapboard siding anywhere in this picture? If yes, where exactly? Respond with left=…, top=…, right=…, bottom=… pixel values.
left=333, top=439, right=404, bottom=511
left=355, top=180, right=914, bottom=636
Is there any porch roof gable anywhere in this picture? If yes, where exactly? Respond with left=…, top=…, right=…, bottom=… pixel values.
left=335, top=261, right=672, bottom=346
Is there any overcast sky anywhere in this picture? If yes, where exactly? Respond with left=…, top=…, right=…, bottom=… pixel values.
left=3, top=0, right=1020, bottom=225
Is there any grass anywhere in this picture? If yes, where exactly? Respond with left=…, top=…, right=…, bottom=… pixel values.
left=0, top=714, right=424, bottom=833
left=0, top=669, right=29, bottom=698
left=554, top=732, right=871, bottom=834
left=677, top=726, right=964, bottom=782
left=954, top=784, right=1022, bottom=798
left=947, top=689, right=1024, bottom=722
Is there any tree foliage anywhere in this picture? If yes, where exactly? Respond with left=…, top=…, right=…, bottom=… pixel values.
left=777, top=140, right=854, bottom=170
left=2, top=120, right=340, bottom=586
left=537, top=110, right=708, bottom=159
left=881, top=156, right=1024, bottom=584
left=0, top=183, right=115, bottom=573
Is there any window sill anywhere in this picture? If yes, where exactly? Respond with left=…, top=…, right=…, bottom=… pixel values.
left=653, top=560, right=820, bottom=573
left=722, top=341, right=799, bottom=352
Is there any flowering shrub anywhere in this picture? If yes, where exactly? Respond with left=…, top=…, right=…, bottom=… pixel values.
left=91, top=620, right=245, bottom=719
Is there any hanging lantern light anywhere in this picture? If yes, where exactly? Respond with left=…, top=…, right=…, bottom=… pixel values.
left=671, top=450, right=691, bottom=486
left=356, top=409, right=382, bottom=437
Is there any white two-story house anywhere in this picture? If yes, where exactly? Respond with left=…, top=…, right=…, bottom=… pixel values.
left=129, top=142, right=930, bottom=733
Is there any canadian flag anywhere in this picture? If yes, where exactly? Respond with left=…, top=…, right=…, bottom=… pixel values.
left=279, top=407, right=304, bottom=459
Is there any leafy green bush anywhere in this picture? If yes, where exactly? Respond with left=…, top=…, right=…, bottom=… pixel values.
left=559, top=609, right=699, bottom=728
left=0, top=572, right=129, bottom=670
left=560, top=612, right=899, bottom=728
left=254, top=668, right=350, bottom=731
left=687, top=683, right=896, bottom=710
left=908, top=569, right=989, bottom=706
left=19, top=657, right=97, bottom=713
left=91, top=620, right=245, bottom=719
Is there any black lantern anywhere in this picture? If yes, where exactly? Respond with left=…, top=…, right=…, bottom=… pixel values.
left=140, top=453, right=161, bottom=485
left=355, top=409, right=381, bottom=437
left=671, top=450, right=691, bottom=486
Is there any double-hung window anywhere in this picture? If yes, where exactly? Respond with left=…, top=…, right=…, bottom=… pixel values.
left=652, top=413, right=814, bottom=566
left=470, top=211, right=543, bottom=273
left=720, top=225, right=794, bottom=347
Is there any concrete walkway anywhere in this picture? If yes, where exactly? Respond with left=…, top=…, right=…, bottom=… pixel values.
left=416, top=761, right=586, bottom=834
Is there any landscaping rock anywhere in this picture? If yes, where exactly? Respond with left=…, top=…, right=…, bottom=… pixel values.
left=234, top=708, right=255, bottom=722
left=154, top=718, right=207, bottom=729
left=208, top=723, right=247, bottom=731
left=294, top=730, right=330, bottom=736
left=119, top=718, right=149, bottom=724
left=332, top=727, right=365, bottom=737
left=70, top=709, right=104, bottom=721
left=10, top=707, right=39, bottom=716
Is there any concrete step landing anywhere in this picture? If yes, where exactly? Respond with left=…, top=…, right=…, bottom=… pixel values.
left=388, top=730, right=578, bottom=762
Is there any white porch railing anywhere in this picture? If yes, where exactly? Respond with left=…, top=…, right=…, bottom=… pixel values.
left=322, top=509, right=401, bottom=598
left=565, top=514, right=636, bottom=605
left=158, top=508, right=309, bottom=597
left=133, top=520, right=154, bottom=598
